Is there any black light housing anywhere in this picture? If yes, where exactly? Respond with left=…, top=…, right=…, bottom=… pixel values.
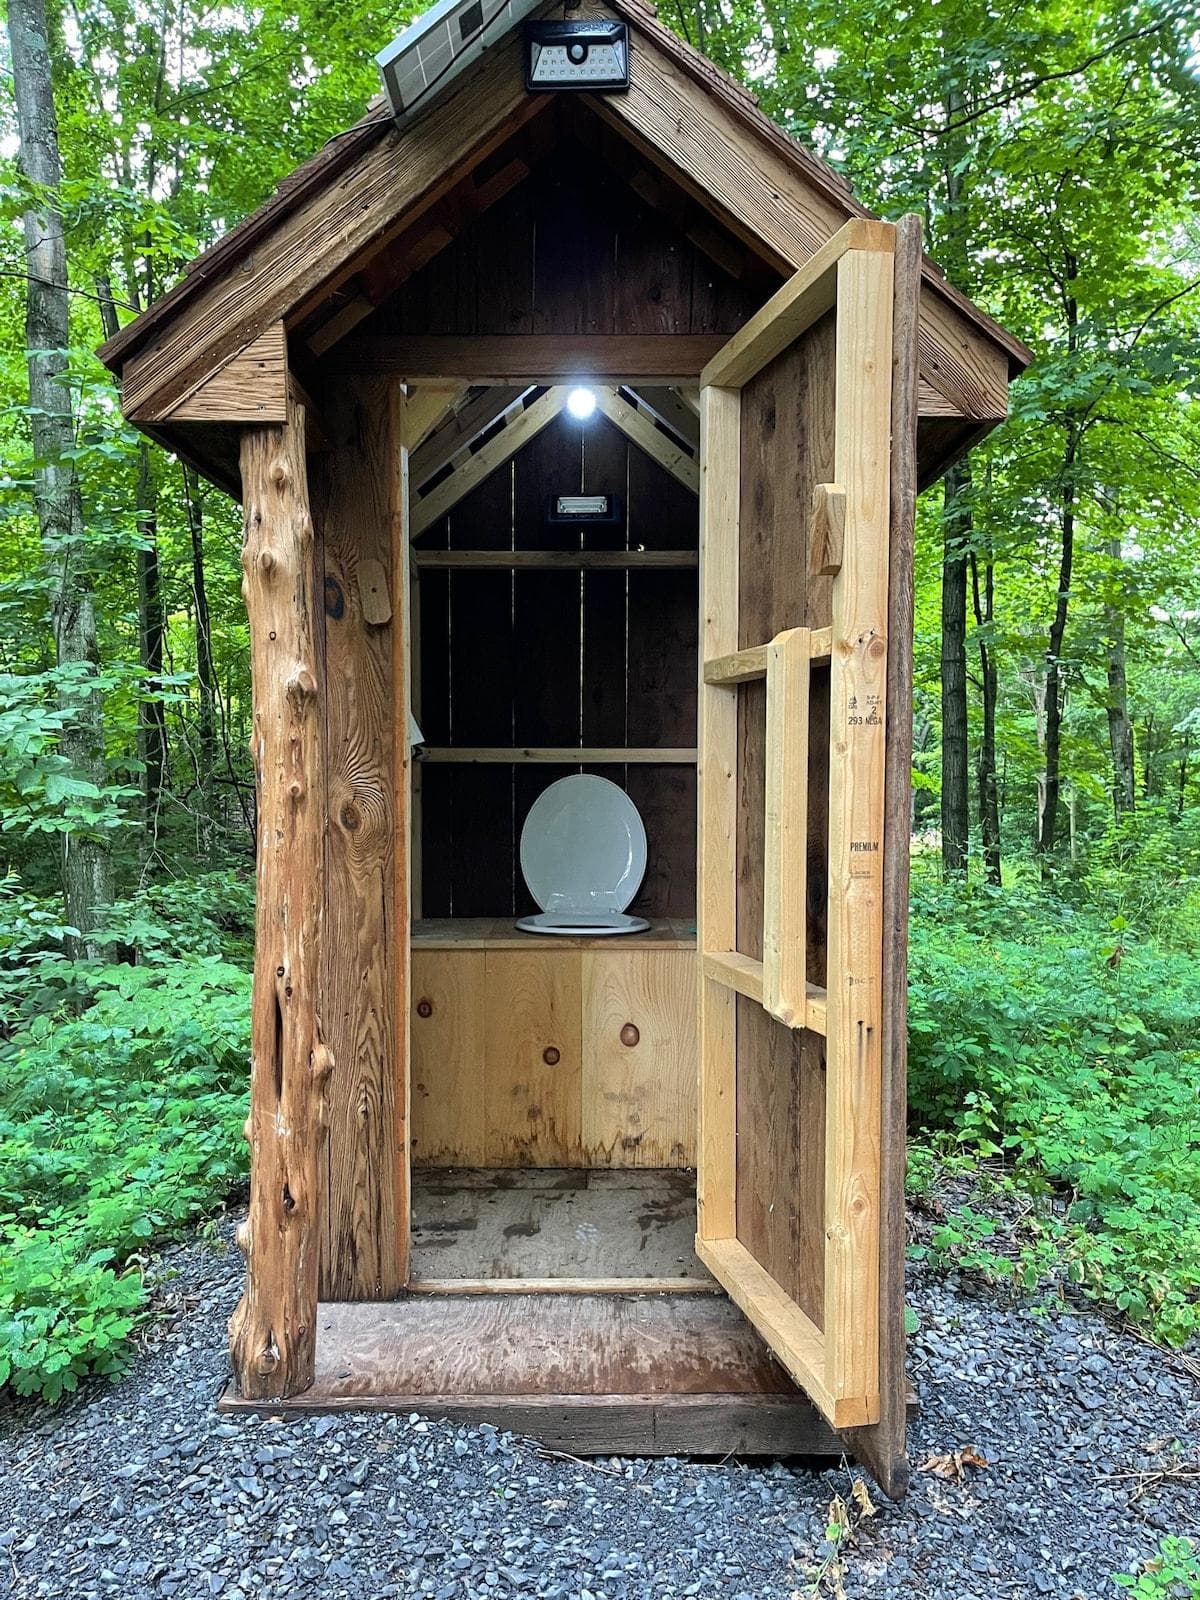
left=524, top=19, right=630, bottom=93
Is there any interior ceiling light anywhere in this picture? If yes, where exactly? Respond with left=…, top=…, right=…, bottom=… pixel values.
left=567, top=387, right=597, bottom=420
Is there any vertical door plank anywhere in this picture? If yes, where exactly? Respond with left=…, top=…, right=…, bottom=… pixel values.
left=844, top=212, right=922, bottom=1498
left=763, top=628, right=810, bottom=1025
left=696, top=385, right=740, bottom=1242
left=733, top=331, right=833, bottom=1326
left=823, top=248, right=895, bottom=1409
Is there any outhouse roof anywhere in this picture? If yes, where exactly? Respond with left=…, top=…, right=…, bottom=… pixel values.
left=98, top=0, right=1030, bottom=490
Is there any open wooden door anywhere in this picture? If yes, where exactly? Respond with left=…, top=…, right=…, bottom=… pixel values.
left=696, top=216, right=920, bottom=1497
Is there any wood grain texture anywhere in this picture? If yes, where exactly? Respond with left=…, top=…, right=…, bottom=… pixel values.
left=411, top=386, right=568, bottom=534
left=229, top=393, right=332, bottom=1400
left=823, top=248, right=893, bottom=1409
left=411, top=918, right=696, bottom=949
left=484, top=951, right=584, bottom=1164
left=584, top=24, right=1017, bottom=418
left=330, top=335, right=727, bottom=383
left=411, top=1168, right=708, bottom=1279
left=219, top=1384, right=846, bottom=1458
left=163, top=324, right=287, bottom=424
left=582, top=951, right=697, bottom=1167
left=842, top=211, right=922, bottom=1501
left=733, top=322, right=832, bottom=1329
left=117, top=38, right=547, bottom=419
left=255, top=1290, right=802, bottom=1396
left=763, top=628, right=810, bottom=1026
left=410, top=948, right=696, bottom=1167
left=312, top=376, right=404, bottom=1300
left=409, top=951, right=487, bottom=1165
left=696, top=384, right=739, bottom=1244
left=697, top=1237, right=874, bottom=1428
left=701, top=221, right=891, bottom=389
left=592, top=387, right=699, bottom=492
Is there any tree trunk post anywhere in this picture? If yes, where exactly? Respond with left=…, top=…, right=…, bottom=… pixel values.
left=229, top=391, right=333, bottom=1401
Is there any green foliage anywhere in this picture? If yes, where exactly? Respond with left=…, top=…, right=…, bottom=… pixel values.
left=1115, top=1539, right=1200, bottom=1600
left=907, top=866, right=1200, bottom=1344
left=0, top=873, right=250, bottom=1401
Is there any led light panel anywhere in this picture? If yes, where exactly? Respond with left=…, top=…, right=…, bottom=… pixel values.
left=525, top=20, right=630, bottom=92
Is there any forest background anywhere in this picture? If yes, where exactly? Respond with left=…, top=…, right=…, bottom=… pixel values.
left=0, top=0, right=1198, bottom=1404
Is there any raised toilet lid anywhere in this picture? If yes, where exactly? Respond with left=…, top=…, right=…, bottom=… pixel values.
left=520, top=775, right=647, bottom=915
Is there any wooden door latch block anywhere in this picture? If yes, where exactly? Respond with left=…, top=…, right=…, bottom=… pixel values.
left=808, top=483, right=846, bottom=579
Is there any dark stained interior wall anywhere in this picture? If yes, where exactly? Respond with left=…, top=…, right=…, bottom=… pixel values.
left=417, top=410, right=698, bottom=920
left=382, top=128, right=747, bottom=925
left=371, top=133, right=761, bottom=339
left=733, top=311, right=838, bottom=1330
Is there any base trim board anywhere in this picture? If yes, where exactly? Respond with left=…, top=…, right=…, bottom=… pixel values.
left=216, top=1385, right=845, bottom=1456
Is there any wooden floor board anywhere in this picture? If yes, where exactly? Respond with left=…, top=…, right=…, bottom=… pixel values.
left=411, top=1167, right=712, bottom=1284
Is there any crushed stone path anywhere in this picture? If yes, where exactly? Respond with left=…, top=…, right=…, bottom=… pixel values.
left=1, top=1220, right=1197, bottom=1599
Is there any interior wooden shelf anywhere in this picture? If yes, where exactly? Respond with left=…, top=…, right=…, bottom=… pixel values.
left=413, top=549, right=698, bottom=569
left=412, top=917, right=697, bottom=950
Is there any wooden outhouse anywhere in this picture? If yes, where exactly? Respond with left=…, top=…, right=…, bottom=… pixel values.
left=100, top=0, right=1028, bottom=1497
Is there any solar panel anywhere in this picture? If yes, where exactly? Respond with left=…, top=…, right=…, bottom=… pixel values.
left=376, top=0, right=542, bottom=124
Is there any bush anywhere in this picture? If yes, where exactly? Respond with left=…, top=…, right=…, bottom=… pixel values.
left=907, top=868, right=1200, bottom=1345
left=0, top=873, right=250, bottom=1401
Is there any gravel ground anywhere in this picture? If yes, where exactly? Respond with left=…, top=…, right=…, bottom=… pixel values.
left=1, top=1219, right=1197, bottom=1600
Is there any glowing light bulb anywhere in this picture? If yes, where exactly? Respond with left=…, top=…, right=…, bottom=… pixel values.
left=567, top=386, right=597, bottom=421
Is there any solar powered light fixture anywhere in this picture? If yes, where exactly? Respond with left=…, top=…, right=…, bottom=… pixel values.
left=524, top=18, right=630, bottom=92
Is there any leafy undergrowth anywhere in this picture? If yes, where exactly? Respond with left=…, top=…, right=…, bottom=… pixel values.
left=907, top=870, right=1200, bottom=1347
left=1116, top=1537, right=1200, bottom=1599
left=0, top=873, right=250, bottom=1401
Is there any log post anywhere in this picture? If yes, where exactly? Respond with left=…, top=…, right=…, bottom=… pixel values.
left=229, top=388, right=332, bottom=1400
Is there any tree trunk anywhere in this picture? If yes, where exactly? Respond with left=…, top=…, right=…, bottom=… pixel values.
left=940, top=461, right=971, bottom=875
left=937, top=83, right=973, bottom=880
left=136, top=441, right=168, bottom=842
left=971, top=550, right=1002, bottom=884
left=229, top=396, right=332, bottom=1401
left=1104, top=534, right=1136, bottom=818
left=1037, top=277, right=1081, bottom=868
left=1037, top=426, right=1077, bottom=861
left=184, top=466, right=218, bottom=857
left=10, top=0, right=114, bottom=950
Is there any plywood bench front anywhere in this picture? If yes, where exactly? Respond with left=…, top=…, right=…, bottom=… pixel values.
left=410, top=922, right=697, bottom=1168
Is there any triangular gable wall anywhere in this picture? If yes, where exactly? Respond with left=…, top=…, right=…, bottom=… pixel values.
left=100, top=0, right=1028, bottom=479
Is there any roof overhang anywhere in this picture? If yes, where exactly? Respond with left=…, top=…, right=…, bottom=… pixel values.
left=98, top=0, right=1029, bottom=494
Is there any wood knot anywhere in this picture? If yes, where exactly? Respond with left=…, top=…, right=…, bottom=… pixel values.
left=257, top=548, right=277, bottom=575
left=289, top=780, right=304, bottom=801
left=416, top=998, right=433, bottom=1019
left=287, top=666, right=317, bottom=704
left=619, top=1023, right=640, bottom=1048
left=340, top=800, right=361, bottom=832
left=542, top=1046, right=560, bottom=1066
left=868, top=635, right=886, bottom=659
left=270, top=461, right=292, bottom=492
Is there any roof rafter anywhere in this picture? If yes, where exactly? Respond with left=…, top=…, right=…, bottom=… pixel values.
left=412, top=382, right=700, bottom=537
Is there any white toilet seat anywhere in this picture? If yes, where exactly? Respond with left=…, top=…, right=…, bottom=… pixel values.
left=517, top=775, right=649, bottom=937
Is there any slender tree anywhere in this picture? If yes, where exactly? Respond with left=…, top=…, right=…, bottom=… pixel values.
left=10, top=0, right=114, bottom=947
